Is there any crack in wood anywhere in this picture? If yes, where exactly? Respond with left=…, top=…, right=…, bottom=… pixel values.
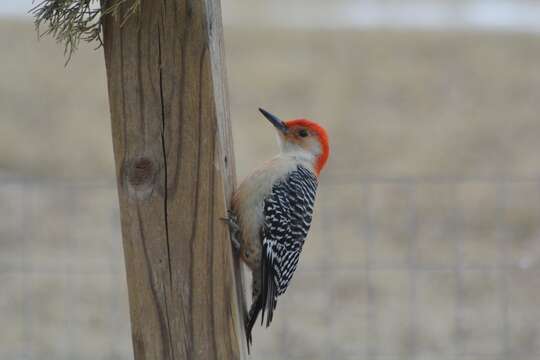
left=157, top=23, right=176, bottom=360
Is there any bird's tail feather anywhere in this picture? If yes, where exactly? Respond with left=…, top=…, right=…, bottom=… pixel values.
left=246, top=294, right=263, bottom=350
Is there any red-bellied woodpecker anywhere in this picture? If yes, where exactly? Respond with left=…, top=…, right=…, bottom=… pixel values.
left=226, top=108, right=330, bottom=347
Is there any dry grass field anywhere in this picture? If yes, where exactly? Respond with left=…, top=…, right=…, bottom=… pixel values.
left=1, top=19, right=540, bottom=359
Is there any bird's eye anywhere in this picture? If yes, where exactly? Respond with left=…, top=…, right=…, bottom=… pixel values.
left=298, top=129, right=309, bottom=138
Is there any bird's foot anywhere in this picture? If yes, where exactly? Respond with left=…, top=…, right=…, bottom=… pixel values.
left=220, top=210, right=241, bottom=251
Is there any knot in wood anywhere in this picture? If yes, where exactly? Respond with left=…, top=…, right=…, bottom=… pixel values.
left=128, top=157, right=154, bottom=187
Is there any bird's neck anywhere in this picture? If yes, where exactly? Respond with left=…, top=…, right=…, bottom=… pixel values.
left=279, top=147, right=317, bottom=174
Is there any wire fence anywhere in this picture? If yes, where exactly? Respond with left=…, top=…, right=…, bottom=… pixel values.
left=1, top=174, right=539, bottom=360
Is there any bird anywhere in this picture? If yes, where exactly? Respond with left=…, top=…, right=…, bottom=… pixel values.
left=225, top=108, right=330, bottom=347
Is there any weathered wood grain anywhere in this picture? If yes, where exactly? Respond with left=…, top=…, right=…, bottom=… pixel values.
left=101, top=0, right=247, bottom=358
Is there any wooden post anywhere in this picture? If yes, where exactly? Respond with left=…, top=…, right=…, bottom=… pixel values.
left=101, top=0, right=247, bottom=359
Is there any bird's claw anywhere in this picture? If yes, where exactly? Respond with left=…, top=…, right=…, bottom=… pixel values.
left=221, top=210, right=241, bottom=251
left=229, top=234, right=241, bottom=251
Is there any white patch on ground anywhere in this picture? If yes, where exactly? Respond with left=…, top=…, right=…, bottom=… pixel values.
left=222, top=0, right=540, bottom=33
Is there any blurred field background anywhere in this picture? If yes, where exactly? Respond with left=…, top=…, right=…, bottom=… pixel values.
left=2, top=0, right=540, bottom=359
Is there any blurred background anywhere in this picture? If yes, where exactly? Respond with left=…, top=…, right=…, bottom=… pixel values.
left=2, top=0, right=540, bottom=359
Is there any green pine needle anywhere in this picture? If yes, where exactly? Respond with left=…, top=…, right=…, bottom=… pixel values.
left=31, top=0, right=139, bottom=63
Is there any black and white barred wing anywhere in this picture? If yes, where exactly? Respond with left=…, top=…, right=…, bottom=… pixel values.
left=260, top=166, right=318, bottom=327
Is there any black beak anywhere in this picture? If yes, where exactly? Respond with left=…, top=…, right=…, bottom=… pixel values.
left=259, top=108, right=288, bottom=134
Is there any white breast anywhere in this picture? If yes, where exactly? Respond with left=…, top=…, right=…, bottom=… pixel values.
left=232, top=154, right=312, bottom=263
